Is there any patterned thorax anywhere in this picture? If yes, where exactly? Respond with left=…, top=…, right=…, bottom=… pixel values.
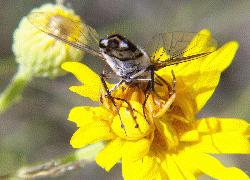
left=99, top=34, right=151, bottom=79
left=99, top=34, right=144, bottom=61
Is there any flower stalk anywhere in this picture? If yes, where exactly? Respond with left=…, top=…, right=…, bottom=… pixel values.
left=0, top=66, right=32, bottom=113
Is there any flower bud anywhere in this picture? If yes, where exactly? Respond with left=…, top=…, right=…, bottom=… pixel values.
left=12, top=3, right=86, bottom=78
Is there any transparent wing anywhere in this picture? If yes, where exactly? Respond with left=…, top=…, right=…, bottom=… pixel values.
left=28, top=12, right=103, bottom=60
left=147, top=31, right=217, bottom=69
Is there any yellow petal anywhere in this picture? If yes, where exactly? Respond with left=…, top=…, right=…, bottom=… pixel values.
left=222, top=168, right=250, bottom=180
left=172, top=157, right=197, bottom=180
left=151, top=47, right=170, bottom=63
left=70, top=121, right=115, bottom=148
left=96, top=138, right=124, bottom=171
left=68, top=106, right=113, bottom=127
left=191, top=118, right=250, bottom=153
left=201, top=41, right=239, bottom=72
left=68, top=85, right=99, bottom=101
left=191, top=153, right=249, bottom=180
left=170, top=83, right=197, bottom=122
left=189, top=71, right=221, bottom=112
left=196, top=117, right=249, bottom=133
left=184, top=29, right=216, bottom=57
left=194, top=41, right=239, bottom=110
left=154, top=118, right=179, bottom=150
left=61, top=62, right=101, bottom=101
left=176, top=149, right=203, bottom=176
left=191, top=132, right=250, bottom=153
left=179, top=130, right=199, bottom=142
left=122, top=155, right=163, bottom=180
left=162, top=154, right=196, bottom=180
left=122, top=138, right=151, bottom=162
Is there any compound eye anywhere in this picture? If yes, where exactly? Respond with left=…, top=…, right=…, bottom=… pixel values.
left=119, top=41, right=128, bottom=49
left=99, top=38, right=108, bottom=48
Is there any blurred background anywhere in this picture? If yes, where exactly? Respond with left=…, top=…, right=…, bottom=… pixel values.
left=0, top=0, right=249, bottom=179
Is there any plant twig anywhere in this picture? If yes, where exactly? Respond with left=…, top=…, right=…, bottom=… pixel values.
left=16, top=159, right=86, bottom=179
left=2, top=143, right=104, bottom=179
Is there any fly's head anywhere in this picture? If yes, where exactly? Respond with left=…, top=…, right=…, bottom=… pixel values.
left=99, top=34, right=143, bottom=61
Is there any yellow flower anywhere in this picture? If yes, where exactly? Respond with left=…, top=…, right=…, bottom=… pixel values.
left=13, top=3, right=85, bottom=78
left=62, top=29, right=250, bottom=179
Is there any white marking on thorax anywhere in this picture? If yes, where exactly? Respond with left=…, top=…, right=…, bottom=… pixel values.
left=100, top=39, right=109, bottom=46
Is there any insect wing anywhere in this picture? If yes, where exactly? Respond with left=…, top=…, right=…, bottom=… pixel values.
left=147, top=32, right=217, bottom=69
left=28, top=12, right=103, bottom=59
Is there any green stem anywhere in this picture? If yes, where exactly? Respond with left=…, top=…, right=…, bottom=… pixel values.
left=0, top=66, right=32, bottom=114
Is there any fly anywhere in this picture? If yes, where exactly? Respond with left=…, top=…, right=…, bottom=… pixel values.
left=28, top=13, right=217, bottom=131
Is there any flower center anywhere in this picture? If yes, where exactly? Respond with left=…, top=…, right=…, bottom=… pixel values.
left=100, top=82, right=174, bottom=140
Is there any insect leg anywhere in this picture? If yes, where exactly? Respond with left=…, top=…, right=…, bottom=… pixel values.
left=149, top=66, right=155, bottom=91
left=100, top=74, right=126, bottom=133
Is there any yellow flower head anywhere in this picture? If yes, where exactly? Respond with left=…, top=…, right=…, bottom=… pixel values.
left=62, top=29, right=250, bottom=179
left=13, top=3, right=85, bottom=78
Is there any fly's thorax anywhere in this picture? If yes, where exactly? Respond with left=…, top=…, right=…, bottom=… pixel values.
left=99, top=34, right=151, bottom=79
left=102, top=52, right=151, bottom=78
left=99, top=34, right=143, bottom=60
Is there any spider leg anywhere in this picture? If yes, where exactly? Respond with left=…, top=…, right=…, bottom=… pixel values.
left=153, top=70, right=176, bottom=118
left=142, top=82, right=151, bottom=124
left=154, top=72, right=172, bottom=99
left=101, top=77, right=140, bottom=128
left=111, top=97, right=139, bottom=128
left=142, top=66, right=155, bottom=124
